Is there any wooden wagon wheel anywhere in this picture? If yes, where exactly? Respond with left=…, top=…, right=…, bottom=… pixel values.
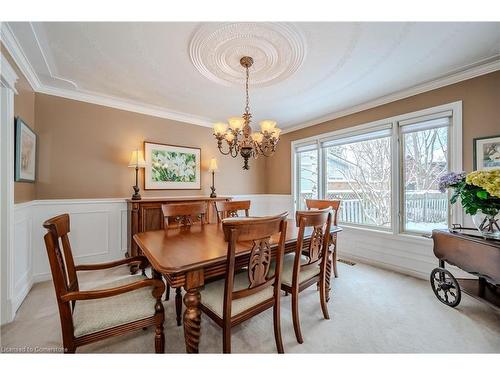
left=430, top=267, right=461, bottom=307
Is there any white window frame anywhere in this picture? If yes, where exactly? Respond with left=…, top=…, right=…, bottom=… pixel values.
left=291, top=101, right=463, bottom=237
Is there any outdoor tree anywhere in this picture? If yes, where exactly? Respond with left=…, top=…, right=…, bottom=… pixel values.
left=327, top=138, right=391, bottom=226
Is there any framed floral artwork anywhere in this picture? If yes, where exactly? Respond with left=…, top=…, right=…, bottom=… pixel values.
left=14, top=117, right=37, bottom=182
left=473, top=135, right=500, bottom=170
left=144, top=142, right=201, bottom=190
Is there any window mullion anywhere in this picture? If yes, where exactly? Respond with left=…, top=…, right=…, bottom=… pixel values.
left=392, top=121, right=401, bottom=235
left=318, top=140, right=325, bottom=200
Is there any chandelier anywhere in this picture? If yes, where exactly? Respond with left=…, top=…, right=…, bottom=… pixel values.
left=213, top=56, right=281, bottom=170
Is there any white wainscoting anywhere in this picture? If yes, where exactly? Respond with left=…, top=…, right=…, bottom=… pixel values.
left=11, top=193, right=464, bottom=323
left=29, top=199, right=128, bottom=283
left=12, top=202, right=33, bottom=314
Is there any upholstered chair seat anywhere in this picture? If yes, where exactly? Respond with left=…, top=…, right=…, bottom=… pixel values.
left=73, top=275, right=159, bottom=337
left=280, top=254, right=320, bottom=287
left=200, top=271, right=274, bottom=318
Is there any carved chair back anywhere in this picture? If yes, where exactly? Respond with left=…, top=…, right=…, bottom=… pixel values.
left=221, top=213, right=288, bottom=319
left=305, top=199, right=341, bottom=226
left=43, top=214, right=79, bottom=335
left=215, top=200, right=251, bottom=220
left=293, top=208, right=332, bottom=281
left=161, top=202, right=207, bottom=228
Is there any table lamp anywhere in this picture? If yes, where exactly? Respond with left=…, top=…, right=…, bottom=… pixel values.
left=128, top=149, right=147, bottom=200
left=209, top=158, right=218, bottom=198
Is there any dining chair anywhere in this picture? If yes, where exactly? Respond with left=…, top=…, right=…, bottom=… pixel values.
left=306, top=198, right=341, bottom=280
left=199, top=213, right=288, bottom=353
left=161, top=201, right=207, bottom=228
left=215, top=200, right=251, bottom=220
left=280, top=207, right=332, bottom=344
left=42, top=214, right=165, bottom=353
left=161, top=202, right=207, bottom=326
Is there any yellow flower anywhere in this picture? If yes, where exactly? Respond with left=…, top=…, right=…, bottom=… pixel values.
left=466, top=169, right=500, bottom=198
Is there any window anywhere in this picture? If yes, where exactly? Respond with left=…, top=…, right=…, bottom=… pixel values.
left=296, top=144, right=318, bottom=210
left=292, top=102, right=462, bottom=235
left=323, top=129, right=392, bottom=228
left=400, top=115, right=451, bottom=233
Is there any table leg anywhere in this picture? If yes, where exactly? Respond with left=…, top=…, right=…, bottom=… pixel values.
left=183, top=270, right=204, bottom=353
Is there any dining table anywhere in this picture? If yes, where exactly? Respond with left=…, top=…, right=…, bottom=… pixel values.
left=133, top=218, right=342, bottom=353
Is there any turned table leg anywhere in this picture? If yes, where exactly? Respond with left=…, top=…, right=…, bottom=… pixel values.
left=183, top=269, right=204, bottom=353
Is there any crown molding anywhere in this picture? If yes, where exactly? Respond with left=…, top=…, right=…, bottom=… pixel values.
left=1, top=23, right=41, bottom=91
left=0, top=50, right=19, bottom=93
left=282, top=56, right=500, bottom=134
left=37, top=85, right=215, bottom=127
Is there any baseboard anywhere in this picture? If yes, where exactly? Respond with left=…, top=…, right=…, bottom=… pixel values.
left=339, top=252, right=430, bottom=280
left=32, top=272, right=52, bottom=284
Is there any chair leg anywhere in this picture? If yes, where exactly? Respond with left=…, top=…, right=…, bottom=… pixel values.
left=165, top=284, right=170, bottom=301
left=155, top=300, right=165, bottom=353
left=332, top=249, right=338, bottom=278
left=222, top=325, right=231, bottom=353
left=175, top=287, right=182, bottom=326
left=273, top=300, right=284, bottom=353
left=319, top=274, right=330, bottom=320
left=291, top=291, right=303, bottom=344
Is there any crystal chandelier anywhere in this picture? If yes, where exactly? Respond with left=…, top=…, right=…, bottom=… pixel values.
left=213, top=56, right=281, bottom=170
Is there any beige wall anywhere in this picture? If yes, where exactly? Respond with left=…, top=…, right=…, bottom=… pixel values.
left=266, top=71, right=500, bottom=194
left=1, top=43, right=37, bottom=203
left=34, top=94, right=266, bottom=199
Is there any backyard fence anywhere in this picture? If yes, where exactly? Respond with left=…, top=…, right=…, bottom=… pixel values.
left=300, top=190, right=447, bottom=225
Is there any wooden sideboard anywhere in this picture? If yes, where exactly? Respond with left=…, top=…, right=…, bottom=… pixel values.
left=126, top=196, right=231, bottom=272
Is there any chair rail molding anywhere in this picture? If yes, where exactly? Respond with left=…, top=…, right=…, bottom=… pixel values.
left=1, top=49, right=19, bottom=324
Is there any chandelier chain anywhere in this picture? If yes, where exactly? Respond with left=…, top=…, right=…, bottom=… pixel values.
left=245, top=66, right=250, bottom=114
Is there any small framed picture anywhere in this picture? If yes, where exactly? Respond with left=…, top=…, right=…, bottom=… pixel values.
left=473, top=135, right=500, bottom=170
left=144, top=142, right=201, bottom=190
left=14, top=117, right=37, bottom=182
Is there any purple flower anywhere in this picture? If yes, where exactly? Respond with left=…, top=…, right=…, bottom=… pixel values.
left=439, top=171, right=466, bottom=192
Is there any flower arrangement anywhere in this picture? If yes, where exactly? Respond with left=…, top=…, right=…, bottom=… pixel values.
left=439, top=168, right=500, bottom=238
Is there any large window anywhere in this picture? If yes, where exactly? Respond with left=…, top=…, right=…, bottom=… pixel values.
left=401, top=116, right=450, bottom=233
left=323, top=129, right=392, bottom=228
left=292, top=103, right=461, bottom=235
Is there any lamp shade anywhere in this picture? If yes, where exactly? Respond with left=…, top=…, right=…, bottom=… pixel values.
left=128, top=150, right=147, bottom=168
left=209, top=158, right=218, bottom=172
left=228, top=117, right=245, bottom=131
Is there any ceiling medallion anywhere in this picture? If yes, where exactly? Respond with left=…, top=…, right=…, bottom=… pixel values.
left=212, top=56, right=281, bottom=170
left=189, top=22, right=307, bottom=87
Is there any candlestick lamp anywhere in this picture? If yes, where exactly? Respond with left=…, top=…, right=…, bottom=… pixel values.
left=128, top=149, right=147, bottom=200
left=209, top=158, right=218, bottom=198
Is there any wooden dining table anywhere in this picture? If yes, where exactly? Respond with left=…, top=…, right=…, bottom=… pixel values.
left=134, top=218, right=342, bottom=353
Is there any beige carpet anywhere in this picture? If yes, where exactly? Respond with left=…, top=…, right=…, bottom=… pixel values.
left=1, top=262, right=499, bottom=353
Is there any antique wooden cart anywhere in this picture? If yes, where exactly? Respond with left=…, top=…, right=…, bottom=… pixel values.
left=430, top=227, right=500, bottom=309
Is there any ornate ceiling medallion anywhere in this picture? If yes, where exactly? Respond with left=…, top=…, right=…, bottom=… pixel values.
left=189, top=22, right=307, bottom=87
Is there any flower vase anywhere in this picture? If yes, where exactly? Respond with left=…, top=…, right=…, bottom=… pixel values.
left=472, top=210, right=500, bottom=239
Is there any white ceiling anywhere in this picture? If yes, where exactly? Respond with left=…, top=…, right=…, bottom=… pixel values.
left=4, top=22, right=500, bottom=131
